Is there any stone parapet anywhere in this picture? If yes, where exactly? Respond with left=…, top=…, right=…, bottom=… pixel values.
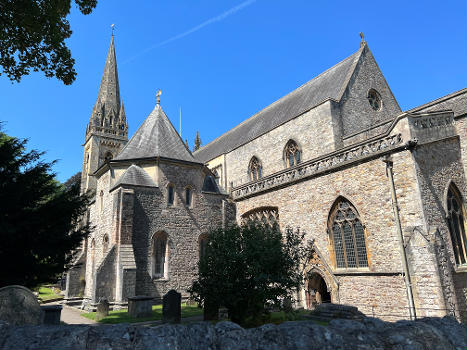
left=232, top=133, right=403, bottom=200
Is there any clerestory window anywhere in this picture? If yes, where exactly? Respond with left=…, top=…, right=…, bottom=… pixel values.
left=248, top=156, right=262, bottom=181
left=284, top=140, right=301, bottom=168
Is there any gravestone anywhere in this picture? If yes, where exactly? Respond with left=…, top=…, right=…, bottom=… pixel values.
left=163, top=290, right=181, bottom=324
left=96, top=298, right=109, bottom=321
left=0, top=285, right=44, bottom=325
left=128, top=296, right=153, bottom=318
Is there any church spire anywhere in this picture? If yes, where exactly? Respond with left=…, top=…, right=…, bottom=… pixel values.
left=96, top=36, right=120, bottom=114
left=86, top=36, right=127, bottom=141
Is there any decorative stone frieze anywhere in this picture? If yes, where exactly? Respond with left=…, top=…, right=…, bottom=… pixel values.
left=232, top=133, right=403, bottom=200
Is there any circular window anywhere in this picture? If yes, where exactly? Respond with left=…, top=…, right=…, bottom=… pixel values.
left=367, top=89, right=382, bottom=111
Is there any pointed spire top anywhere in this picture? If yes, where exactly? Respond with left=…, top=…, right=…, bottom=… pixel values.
left=359, top=32, right=366, bottom=48
left=193, top=131, right=201, bottom=152
left=95, top=35, right=120, bottom=113
left=111, top=24, right=115, bottom=36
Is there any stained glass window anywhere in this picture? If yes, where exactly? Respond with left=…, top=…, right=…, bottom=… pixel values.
left=329, top=198, right=369, bottom=268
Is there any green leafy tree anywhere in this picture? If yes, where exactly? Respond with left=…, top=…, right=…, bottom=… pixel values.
left=0, top=0, right=97, bottom=85
left=189, top=222, right=310, bottom=326
left=0, top=128, right=90, bottom=288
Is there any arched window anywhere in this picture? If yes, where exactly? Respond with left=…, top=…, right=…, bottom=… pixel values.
left=153, top=232, right=168, bottom=279
left=447, top=184, right=467, bottom=266
left=167, top=184, right=175, bottom=206
left=241, top=206, right=279, bottom=228
left=185, top=186, right=192, bottom=206
left=328, top=198, right=368, bottom=269
left=284, top=140, right=301, bottom=167
left=199, top=234, right=209, bottom=260
left=248, top=156, right=262, bottom=181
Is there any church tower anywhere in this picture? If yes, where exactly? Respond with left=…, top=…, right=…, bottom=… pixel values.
left=81, top=36, right=128, bottom=193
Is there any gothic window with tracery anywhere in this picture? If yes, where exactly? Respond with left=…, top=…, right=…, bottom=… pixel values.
left=241, top=206, right=279, bottom=228
left=153, top=232, right=168, bottom=279
left=284, top=140, right=301, bottom=167
left=329, top=198, right=368, bottom=269
left=447, top=183, right=467, bottom=266
left=248, top=156, right=262, bottom=181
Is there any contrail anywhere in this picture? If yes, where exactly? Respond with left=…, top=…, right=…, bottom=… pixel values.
left=122, top=0, right=257, bottom=65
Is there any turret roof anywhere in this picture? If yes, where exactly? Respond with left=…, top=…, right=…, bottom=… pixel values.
left=114, top=104, right=200, bottom=163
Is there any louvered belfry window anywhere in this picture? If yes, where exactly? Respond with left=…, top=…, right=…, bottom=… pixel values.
left=329, top=198, right=368, bottom=268
left=447, top=184, right=467, bottom=266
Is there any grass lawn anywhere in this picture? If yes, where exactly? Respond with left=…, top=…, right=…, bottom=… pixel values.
left=82, top=303, right=203, bottom=324
left=38, top=286, right=63, bottom=302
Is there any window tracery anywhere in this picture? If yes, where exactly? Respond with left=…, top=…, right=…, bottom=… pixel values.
left=329, top=198, right=368, bottom=269
left=248, top=156, right=262, bottom=181
left=284, top=140, right=301, bottom=167
left=447, top=184, right=467, bottom=266
left=241, top=206, right=279, bottom=228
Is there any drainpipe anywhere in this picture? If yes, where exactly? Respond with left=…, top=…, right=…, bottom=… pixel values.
left=383, top=155, right=417, bottom=320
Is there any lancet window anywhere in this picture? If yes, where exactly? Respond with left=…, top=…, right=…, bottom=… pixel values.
left=153, top=232, right=168, bottom=279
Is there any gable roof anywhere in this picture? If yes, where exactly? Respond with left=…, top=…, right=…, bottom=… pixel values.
left=114, top=104, right=200, bottom=163
left=193, top=46, right=364, bottom=163
left=406, top=88, right=467, bottom=118
left=110, top=164, right=157, bottom=191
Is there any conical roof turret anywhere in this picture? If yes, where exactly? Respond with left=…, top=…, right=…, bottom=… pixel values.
left=114, top=101, right=199, bottom=163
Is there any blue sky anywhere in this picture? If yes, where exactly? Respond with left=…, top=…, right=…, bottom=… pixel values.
left=0, top=0, right=466, bottom=182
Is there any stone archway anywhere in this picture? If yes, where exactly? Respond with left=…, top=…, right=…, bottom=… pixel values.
left=305, top=272, right=331, bottom=309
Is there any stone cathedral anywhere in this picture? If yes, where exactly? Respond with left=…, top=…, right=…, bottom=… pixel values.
left=66, top=36, right=467, bottom=322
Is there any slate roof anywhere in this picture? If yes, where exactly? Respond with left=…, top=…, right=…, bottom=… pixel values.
left=406, top=88, right=467, bottom=118
left=114, top=104, right=200, bottom=163
left=110, top=164, right=157, bottom=191
left=193, top=47, right=364, bottom=163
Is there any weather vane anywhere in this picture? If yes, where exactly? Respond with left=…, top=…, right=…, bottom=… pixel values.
left=156, top=89, right=162, bottom=105
left=111, top=24, right=115, bottom=36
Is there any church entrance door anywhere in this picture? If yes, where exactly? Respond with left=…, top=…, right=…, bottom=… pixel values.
left=305, top=272, right=331, bottom=309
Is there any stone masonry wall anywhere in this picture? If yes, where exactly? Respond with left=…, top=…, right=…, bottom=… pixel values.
left=84, top=171, right=114, bottom=300
left=339, top=46, right=401, bottom=136
left=234, top=149, right=437, bottom=321
left=412, top=137, right=467, bottom=321
left=130, top=161, right=225, bottom=300
left=225, top=101, right=338, bottom=189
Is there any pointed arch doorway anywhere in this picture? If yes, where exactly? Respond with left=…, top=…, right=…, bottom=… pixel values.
left=305, top=272, right=331, bottom=309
